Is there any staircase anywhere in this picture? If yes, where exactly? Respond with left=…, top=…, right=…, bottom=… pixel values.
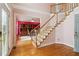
left=30, top=3, right=79, bottom=48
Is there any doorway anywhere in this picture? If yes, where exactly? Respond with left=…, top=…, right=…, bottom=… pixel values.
left=16, top=17, right=40, bottom=46
left=74, top=14, right=79, bottom=52
left=2, top=8, right=9, bottom=56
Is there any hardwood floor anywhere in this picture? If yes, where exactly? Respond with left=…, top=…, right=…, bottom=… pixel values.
left=10, top=40, right=79, bottom=56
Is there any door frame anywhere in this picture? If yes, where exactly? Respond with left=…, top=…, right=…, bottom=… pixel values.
left=74, top=14, right=79, bottom=52
left=2, top=3, right=10, bottom=56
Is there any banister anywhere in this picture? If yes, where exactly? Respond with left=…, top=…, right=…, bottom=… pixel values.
left=30, top=14, right=55, bottom=33
left=40, top=14, right=55, bottom=29
left=30, top=3, right=79, bottom=47
left=30, top=3, right=78, bottom=34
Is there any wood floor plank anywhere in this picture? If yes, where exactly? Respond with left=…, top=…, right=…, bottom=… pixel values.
left=9, top=40, right=79, bottom=56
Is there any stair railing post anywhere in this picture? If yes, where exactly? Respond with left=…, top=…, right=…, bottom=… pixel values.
left=34, top=29, right=38, bottom=47
left=56, top=13, right=58, bottom=26
left=72, top=3, right=74, bottom=10
left=64, top=4, right=66, bottom=15
left=50, top=4, right=53, bottom=13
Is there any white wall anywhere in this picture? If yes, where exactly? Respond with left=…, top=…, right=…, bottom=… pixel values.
left=8, top=7, right=14, bottom=55
left=55, top=7, right=79, bottom=48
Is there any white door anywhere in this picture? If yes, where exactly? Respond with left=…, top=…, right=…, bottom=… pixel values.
left=74, top=14, right=79, bottom=52
left=2, top=9, right=9, bottom=56
left=0, top=4, right=2, bottom=56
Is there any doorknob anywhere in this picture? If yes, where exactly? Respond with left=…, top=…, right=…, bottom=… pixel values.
left=75, top=32, right=78, bottom=36
left=75, top=32, right=77, bottom=34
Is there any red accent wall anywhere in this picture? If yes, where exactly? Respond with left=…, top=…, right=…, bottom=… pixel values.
left=16, top=21, right=40, bottom=35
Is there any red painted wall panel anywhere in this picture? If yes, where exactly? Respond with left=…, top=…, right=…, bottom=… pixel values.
left=16, top=21, right=40, bottom=35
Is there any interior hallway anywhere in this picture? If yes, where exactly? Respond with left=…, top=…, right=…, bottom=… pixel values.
left=1, top=3, right=79, bottom=56
left=9, top=40, right=79, bottom=56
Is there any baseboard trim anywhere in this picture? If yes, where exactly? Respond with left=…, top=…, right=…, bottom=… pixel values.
left=39, top=43, right=54, bottom=48
left=8, top=45, right=14, bottom=56
left=55, top=42, right=74, bottom=48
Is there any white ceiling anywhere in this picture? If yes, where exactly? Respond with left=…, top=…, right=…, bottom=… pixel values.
left=11, top=3, right=51, bottom=14
left=8, top=3, right=52, bottom=21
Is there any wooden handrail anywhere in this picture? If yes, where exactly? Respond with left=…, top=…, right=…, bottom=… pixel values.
left=40, top=14, right=55, bottom=29
left=30, top=14, right=55, bottom=33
